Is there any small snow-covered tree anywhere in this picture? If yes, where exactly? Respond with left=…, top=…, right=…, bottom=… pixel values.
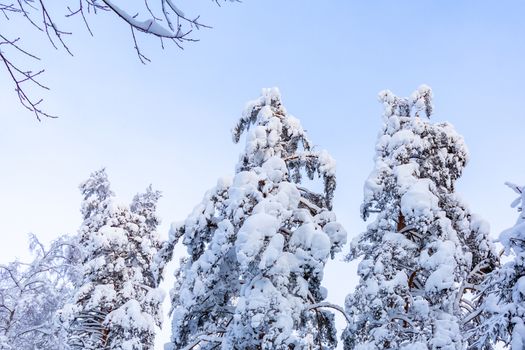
left=0, top=234, right=80, bottom=350
left=342, top=86, right=497, bottom=350
left=468, top=183, right=525, bottom=349
left=59, top=169, right=164, bottom=349
left=169, top=88, right=346, bottom=350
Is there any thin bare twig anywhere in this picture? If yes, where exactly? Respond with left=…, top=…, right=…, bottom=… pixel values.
left=1, top=0, right=235, bottom=120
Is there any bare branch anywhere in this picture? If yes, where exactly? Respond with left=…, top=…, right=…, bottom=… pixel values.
left=0, top=48, right=56, bottom=121
left=1, top=0, right=237, bottom=120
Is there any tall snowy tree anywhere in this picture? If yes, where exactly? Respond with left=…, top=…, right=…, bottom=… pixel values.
left=342, top=86, right=498, bottom=350
left=0, top=234, right=80, bottom=350
left=468, top=183, right=525, bottom=349
left=169, top=88, right=347, bottom=350
left=59, top=169, right=164, bottom=350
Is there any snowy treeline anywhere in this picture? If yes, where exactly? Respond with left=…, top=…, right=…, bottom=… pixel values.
left=0, top=87, right=522, bottom=349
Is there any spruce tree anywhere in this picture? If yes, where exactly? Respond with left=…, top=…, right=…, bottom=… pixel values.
left=59, top=169, right=164, bottom=349
left=469, top=183, right=525, bottom=349
left=169, top=88, right=346, bottom=350
left=342, top=86, right=497, bottom=349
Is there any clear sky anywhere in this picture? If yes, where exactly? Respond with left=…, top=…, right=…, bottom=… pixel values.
left=1, top=1, right=524, bottom=348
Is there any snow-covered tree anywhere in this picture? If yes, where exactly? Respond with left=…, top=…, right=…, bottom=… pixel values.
left=130, top=185, right=163, bottom=285
left=468, top=183, right=525, bottom=349
left=59, top=169, right=164, bottom=350
left=169, top=88, right=347, bottom=350
left=0, top=234, right=80, bottom=350
left=342, top=86, right=498, bottom=350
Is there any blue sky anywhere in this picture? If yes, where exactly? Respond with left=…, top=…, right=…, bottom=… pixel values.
left=1, top=1, right=524, bottom=347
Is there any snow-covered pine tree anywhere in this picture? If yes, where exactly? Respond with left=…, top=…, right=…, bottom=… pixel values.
left=59, top=169, right=164, bottom=350
left=0, top=234, right=79, bottom=350
left=169, top=88, right=347, bottom=350
left=468, top=183, right=525, bottom=349
left=342, top=86, right=497, bottom=350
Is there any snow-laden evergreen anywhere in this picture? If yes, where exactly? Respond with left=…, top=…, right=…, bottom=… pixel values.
left=342, top=86, right=498, bottom=350
left=169, top=88, right=346, bottom=350
left=59, top=169, right=164, bottom=350
left=0, top=234, right=79, bottom=350
left=469, top=183, right=525, bottom=349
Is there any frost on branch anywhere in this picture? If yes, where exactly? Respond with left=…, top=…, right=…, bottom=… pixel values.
left=469, top=183, right=525, bottom=349
left=343, top=86, right=498, bottom=350
left=58, top=169, right=164, bottom=349
left=169, top=88, right=346, bottom=350
left=0, top=234, right=80, bottom=350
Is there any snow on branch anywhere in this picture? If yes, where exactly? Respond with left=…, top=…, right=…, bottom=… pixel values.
left=179, top=334, right=224, bottom=350
left=308, top=302, right=352, bottom=324
left=0, top=234, right=80, bottom=349
left=232, top=88, right=337, bottom=208
left=1, top=0, right=236, bottom=119
left=379, top=84, right=434, bottom=119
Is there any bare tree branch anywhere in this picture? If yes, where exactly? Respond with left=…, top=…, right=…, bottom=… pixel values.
left=1, top=0, right=237, bottom=120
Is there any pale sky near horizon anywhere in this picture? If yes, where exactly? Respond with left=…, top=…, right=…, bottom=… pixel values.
left=1, top=1, right=524, bottom=348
